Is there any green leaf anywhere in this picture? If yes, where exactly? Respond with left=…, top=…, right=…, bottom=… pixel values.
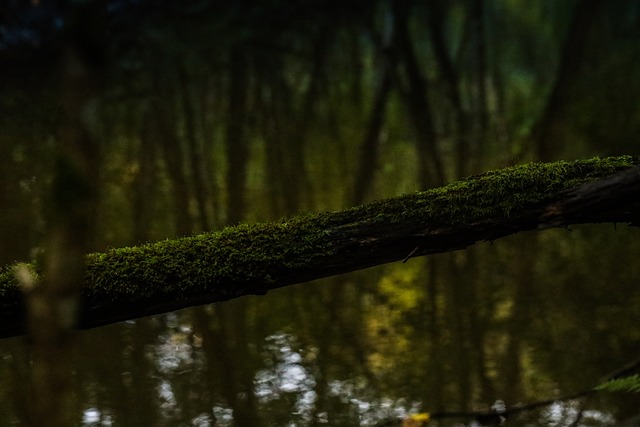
left=595, top=375, right=640, bottom=393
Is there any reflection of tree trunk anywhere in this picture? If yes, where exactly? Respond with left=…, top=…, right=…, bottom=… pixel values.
left=444, top=249, right=497, bottom=410
left=463, top=248, right=496, bottom=402
left=151, top=66, right=193, bottom=235
left=446, top=254, right=472, bottom=412
left=260, top=36, right=325, bottom=216
left=194, top=304, right=264, bottom=427
left=129, top=320, right=161, bottom=425
left=471, top=0, right=488, bottom=167
left=261, top=62, right=302, bottom=216
left=351, top=4, right=397, bottom=206
left=180, top=62, right=212, bottom=231
left=487, top=11, right=512, bottom=159
left=502, top=237, right=538, bottom=402
left=335, top=276, right=378, bottom=385
left=226, top=51, right=250, bottom=225
left=531, top=0, right=603, bottom=161
left=308, top=284, right=334, bottom=427
left=351, top=67, right=392, bottom=205
left=155, top=94, right=193, bottom=236
left=0, top=161, right=7, bottom=265
left=425, top=0, right=471, bottom=178
left=424, top=257, right=445, bottom=412
left=287, top=38, right=328, bottom=213
left=394, top=0, right=445, bottom=187
left=0, top=159, right=30, bottom=265
left=134, top=111, right=159, bottom=242
left=85, top=327, right=134, bottom=424
left=200, top=74, right=222, bottom=227
left=310, top=358, right=329, bottom=427
left=262, top=98, right=287, bottom=218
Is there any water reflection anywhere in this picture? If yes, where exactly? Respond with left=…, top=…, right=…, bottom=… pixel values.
left=0, top=227, right=639, bottom=426
left=542, top=402, right=615, bottom=426
left=65, top=230, right=640, bottom=426
left=83, top=407, right=112, bottom=426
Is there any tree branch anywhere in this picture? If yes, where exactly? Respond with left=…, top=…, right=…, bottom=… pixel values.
left=0, top=156, right=638, bottom=339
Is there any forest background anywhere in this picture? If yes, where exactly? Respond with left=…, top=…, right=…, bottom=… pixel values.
left=1, top=0, right=640, bottom=426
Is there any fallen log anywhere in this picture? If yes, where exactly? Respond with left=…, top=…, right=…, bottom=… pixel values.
left=0, top=155, right=639, bottom=338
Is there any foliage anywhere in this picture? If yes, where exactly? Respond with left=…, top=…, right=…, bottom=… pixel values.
left=595, top=375, right=640, bottom=394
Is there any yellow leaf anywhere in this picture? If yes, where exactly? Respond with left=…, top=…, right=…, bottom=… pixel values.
left=402, top=413, right=431, bottom=426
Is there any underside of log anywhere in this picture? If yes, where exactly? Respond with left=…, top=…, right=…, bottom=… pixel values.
left=1, top=155, right=639, bottom=338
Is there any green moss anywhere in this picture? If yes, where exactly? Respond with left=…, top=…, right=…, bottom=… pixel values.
left=82, top=212, right=338, bottom=305
left=0, top=266, right=20, bottom=298
left=317, top=155, right=638, bottom=229
left=0, top=155, right=637, bottom=310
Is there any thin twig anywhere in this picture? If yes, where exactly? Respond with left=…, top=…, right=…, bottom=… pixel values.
left=402, top=246, right=420, bottom=263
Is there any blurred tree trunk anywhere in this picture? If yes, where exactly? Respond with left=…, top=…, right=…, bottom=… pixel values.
left=152, top=69, right=193, bottom=235
left=260, top=35, right=326, bottom=216
left=200, top=73, right=223, bottom=227
left=445, top=254, right=473, bottom=412
left=351, top=3, right=396, bottom=206
left=531, top=0, right=604, bottom=161
left=90, top=320, right=161, bottom=425
left=261, top=84, right=287, bottom=218
left=427, top=0, right=484, bottom=394
left=260, top=58, right=302, bottom=217
left=285, top=37, right=328, bottom=213
left=128, top=320, right=162, bottom=425
left=21, top=2, right=104, bottom=425
left=0, top=170, right=29, bottom=266
left=194, top=305, right=264, bottom=427
left=225, top=50, right=250, bottom=225
left=351, top=60, right=393, bottom=205
left=462, top=248, right=495, bottom=403
left=425, top=0, right=472, bottom=178
left=133, top=111, right=159, bottom=242
left=394, top=0, right=446, bottom=187
left=205, top=47, right=260, bottom=426
left=180, top=60, right=213, bottom=231
left=470, top=0, right=488, bottom=167
left=420, top=257, right=445, bottom=411
left=502, top=238, right=538, bottom=402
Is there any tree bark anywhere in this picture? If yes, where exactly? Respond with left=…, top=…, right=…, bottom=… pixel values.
left=0, top=156, right=638, bottom=339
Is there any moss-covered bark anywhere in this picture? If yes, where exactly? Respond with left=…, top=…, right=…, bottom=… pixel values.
left=1, top=156, right=639, bottom=338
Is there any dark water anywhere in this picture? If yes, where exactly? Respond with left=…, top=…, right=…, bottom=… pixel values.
left=3, top=226, right=639, bottom=426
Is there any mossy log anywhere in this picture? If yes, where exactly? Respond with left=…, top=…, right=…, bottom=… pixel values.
left=1, top=156, right=640, bottom=338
